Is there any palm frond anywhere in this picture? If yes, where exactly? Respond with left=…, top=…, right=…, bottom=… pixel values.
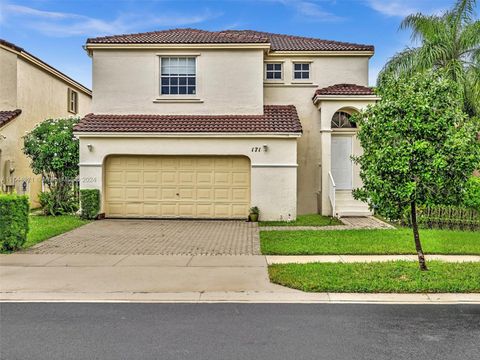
left=377, top=47, right=420, bottom=85
left=400, top=13, right=444, bottom=43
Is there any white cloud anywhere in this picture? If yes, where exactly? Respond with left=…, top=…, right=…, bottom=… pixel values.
left=260, top=0, right=344, bottom=22
left=1, top=3, right=220, bottom=37
left=366, top=0, right=448, bottom=18
left=294, top=1, right=344, bottom=22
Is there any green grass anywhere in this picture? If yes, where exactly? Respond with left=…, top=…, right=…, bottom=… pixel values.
left=24, top=215, right=90, bottom=249
left=269, top=261, right=480, bottom=293
left=260, top=228, right=480, bottom=255
left=259, top=214, right=342, bottom=227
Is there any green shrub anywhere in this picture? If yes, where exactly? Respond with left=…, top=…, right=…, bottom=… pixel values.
left=39, top=191, right=78, bottom=216
left=80, top=189, right=100, bottom=220
left=0, top=194, right=29, bottom=252
left=463, top=176, right=480, bottom=211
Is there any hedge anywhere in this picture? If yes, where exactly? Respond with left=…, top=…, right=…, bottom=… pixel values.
left=80, top=189, right=100, bottom=220
left=0, top=194, right=29, bottom=252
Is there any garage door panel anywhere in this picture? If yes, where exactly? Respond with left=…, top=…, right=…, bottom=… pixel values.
left=105, top=156, right=250, bottom=218
left=106, top=171, right=123, bottom=185
left=125, top=171, right=142, bottom=184
left=197, top=204, right=213, bottom=217
left=125, top=187, right=142, bottom=200
left=106, top=187, right=123, bottom=200
left=106, top=203, right=124, bottom=216
left=143, top=171, right=159, bottom=184
left=197, top=172, right=213, bottom=185
left=161, top=203, right=178, bottom=216
left=214, top=172, right=230, bottom=185
left=178, top=188, right=195, bottom=200
left=143, top=203, right=159, bottom=216
left=162, top=188, right=178, bottom=200
left=161, top=172, right=177, bottom=184
left=143, top=187, right=159, bottom=200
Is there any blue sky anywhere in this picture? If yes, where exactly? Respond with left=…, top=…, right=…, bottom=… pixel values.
left=0, top=0, right=463, bottom=88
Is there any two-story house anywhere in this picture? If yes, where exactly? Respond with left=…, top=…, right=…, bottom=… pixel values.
left=74, top=29, right=378, bottom=220
left=0, top=39, right=92, bottom=207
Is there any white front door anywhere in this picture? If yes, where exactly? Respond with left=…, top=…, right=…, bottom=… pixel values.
left=331, top=136, right=353, bottom=190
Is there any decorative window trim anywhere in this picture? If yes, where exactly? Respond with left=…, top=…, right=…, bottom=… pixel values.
left=159, top=56, right=197, bottom=96
left=292, top=62, right=311, bottom=81
left=67, top=88, right=78, bottom=114
left=264, top=62, right=283, bottom=81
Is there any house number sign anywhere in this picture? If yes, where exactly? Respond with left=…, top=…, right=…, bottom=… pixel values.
left=251, top=147, right=263, bottom=152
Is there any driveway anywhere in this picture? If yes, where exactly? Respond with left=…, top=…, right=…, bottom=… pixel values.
left=25, top=219, right=260, bottom=255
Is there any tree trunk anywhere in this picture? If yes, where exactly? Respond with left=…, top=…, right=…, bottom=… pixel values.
left=411, top=201, right=428, bottom=271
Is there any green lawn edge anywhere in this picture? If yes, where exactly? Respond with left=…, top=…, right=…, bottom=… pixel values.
left=24, top=215, right=90, bottom=249
left=260, top=228, right=480, bottom=255
left=269, top=261, right=480, bottom=293
left=259, top=214, right=342, bottom=227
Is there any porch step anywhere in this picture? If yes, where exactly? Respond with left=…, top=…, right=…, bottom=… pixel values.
left=334, top=190, right=372, bottom=218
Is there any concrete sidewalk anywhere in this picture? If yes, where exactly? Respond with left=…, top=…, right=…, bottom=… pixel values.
left=1, top=254, right=479, bottom=304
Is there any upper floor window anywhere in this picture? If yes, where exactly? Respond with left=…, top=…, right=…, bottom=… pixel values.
left=293, top=63, right=310, bottom=80
left=161, top=57, right=196, bottom=95
left=68, top=88, right=78, bottom=114
left=331, top=111, right=357, bottom=129
left=265, top=63, right=282, bottom=80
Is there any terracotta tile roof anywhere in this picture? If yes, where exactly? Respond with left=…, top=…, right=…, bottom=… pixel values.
left=87, top=29, right=374, bottom=52
left=74, top=105, right=302, bottom=134
left=314, top=83, right=375, bottom=97
left=0, top=109, right=22, bottom=128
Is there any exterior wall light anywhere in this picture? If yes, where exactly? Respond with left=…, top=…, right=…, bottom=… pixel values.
left=263, top=144, right=268, bottom=152
left=87, top=144, right=93, bottom=152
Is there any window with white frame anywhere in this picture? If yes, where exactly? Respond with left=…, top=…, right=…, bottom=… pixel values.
left=265, top=63, right=282, bottom=80
left=67, top=88, right=78, bottom=114
left=161, top=57, right=196, bottom=95
left=293, top=63, right=310, bottom=80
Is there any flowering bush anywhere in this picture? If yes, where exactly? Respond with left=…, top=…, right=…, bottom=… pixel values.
left=23, top=117, right=80, bottom=215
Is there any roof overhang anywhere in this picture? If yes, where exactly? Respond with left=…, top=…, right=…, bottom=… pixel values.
left=84, top=42, right=271, bottom=56
left=73, top=132, right=301, bottom=138
left=313, top=94, right=380, bottom=104
left=267, top=50, right=375, bottom=57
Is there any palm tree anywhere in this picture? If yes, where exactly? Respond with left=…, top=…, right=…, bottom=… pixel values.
left=378, top=0, right=480, bottom=116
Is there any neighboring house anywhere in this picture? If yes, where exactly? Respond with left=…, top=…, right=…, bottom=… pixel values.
left=0, top=39, right=92, bottom=207
left=74, top=29, right=378, bottom=220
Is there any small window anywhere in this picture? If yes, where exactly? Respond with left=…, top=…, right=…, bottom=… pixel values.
left=293, top=63, right=310, bottom=80
left=265, top=63, right=282, bottom=80
left=331, top=111, right=357, bottom=128
left=161, top=57, right=196, bottom=95
left=68, top=88, right=78, bottom=114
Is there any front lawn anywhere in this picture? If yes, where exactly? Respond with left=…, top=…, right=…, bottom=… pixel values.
left=269, top=261, right=480, bottom=293
left=259, top=214, right=342, bottom=227
left=261, top=228, right=480, bottom=255
left=24, top=215, right=90, bottom=249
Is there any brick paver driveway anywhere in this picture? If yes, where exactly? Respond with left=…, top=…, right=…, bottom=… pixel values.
left=26, top=220, right=260, bottom=255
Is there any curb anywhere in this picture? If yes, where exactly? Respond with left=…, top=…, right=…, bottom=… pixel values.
left=1, top=291, right=479, bottom=304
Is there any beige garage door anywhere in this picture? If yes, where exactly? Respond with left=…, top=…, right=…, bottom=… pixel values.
left=105, top=155, right=251, bottom=218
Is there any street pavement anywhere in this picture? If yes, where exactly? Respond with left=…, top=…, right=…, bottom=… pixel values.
left=1, top=303, right=479, bottom=360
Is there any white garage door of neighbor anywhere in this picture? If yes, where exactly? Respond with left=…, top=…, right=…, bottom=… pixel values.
left=105, top=155, right=251, bottom=218
left=331, top=136, right=353, bottom=190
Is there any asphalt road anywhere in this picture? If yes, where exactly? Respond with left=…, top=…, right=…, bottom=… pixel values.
left=1, top=303, right=479, bottom=360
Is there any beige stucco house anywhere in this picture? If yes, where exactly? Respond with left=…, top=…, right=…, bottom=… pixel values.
left=75, top=29, right=379, bottom=220
left=0, top=39, right=92, bottom=207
